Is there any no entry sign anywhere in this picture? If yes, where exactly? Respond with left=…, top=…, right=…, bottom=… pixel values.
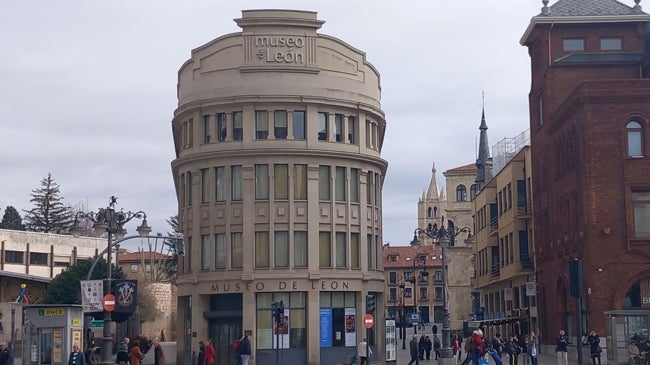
left=363, top=313, right=374, bottom=329
left=103, top=294, right=116, bottom=312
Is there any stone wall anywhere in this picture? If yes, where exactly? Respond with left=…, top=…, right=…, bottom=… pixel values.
left=140, top=282, right=176, bottom=341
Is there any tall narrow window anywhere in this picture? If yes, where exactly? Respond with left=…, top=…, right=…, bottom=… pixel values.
left=187, top=172, right=193, bottom=207
left=255, top=164, right=269, bottom=200
left=350, top=233, right=360, bottom=268
left=348, top=116, right=356, bottom=144
left=350, top=168, right=359, bottom=203
left=632, top=191, right=650, bottom=237
left=627, top=121, right=643, bottom=157
left=185, top=236, right=192, bottom=272
left=233, top=112, right=243, bottom=140
left=318, top=112, right=328, bottom=141
left=335, top=166, right=346, bottom=202
left=201, top=235, right=211, bottom=270
left=215, top=233, right=226, bottom=269
left=231, top=232, right=243, bottom=268
left=319, top=166, right=331, bottom=200
left=274, top=231, right=289, bottom=268
left=470, top=184, right=479, bottom=200
left=203, top=115, right=211, bottom=144
left=180, top=173, right=185, bottom=207
left=293, top=111, right=306, bottom=140
left=456, top=185, right=467, bottom=201
left=274, top=164, right=289, bottom=200
left=319, top=232, right=332, bottom=268
left=231, top=165, right=242, bottom=201
left=274, top=111, right=288, bottom=139
left=217, top=113, right=227, bottom=141
left=215, top=167, right=226, bottom=202
left=335, top=232, right=347, bottom=268
left=367, top=234, right=374, bottom=269
left=255, top=232, right=270, bottom=268
left=201, top=168, right=210, bottom=204
left=292, top=164, right=307, bottom=200
left=294, top=231, right=308, bottom=267
left=334, top=114, right=343, bottom=142
left=256, top=110, right=269, bottom=139
left=366, top=171, right=374, bottom=205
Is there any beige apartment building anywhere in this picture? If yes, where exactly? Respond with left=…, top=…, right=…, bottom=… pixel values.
left=171, top=10, right=387, bottom=365
left=471, top=141, right=537, bottom=338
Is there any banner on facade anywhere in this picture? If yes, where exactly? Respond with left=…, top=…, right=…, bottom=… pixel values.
left=526, top=282, right=536, bottom=296
left=320, top=308, right=333, bottom=348
left=80, top=280, right=103, bottom=312
left=114, top=280, right=137, bottom=313
left=345, top=308, right=356, bottom=347
left=504, top=288, right=513, bottom=301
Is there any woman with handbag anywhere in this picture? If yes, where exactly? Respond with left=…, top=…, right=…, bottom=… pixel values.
left=527, top=332, right=539, bottom=365
left=587, top=331, right=602, bottom=365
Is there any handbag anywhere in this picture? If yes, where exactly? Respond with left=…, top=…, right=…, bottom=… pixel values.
left=531, top=346, right=537, bottom=357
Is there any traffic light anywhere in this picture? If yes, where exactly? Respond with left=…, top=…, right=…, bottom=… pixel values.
left=271, top=301, right=278, bottom=322
left=366, top=294, right=375, bottom=314
left=277, top=300, right=285, bottom=326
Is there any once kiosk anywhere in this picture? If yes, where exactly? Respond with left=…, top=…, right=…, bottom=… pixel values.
left=23, top=305, right=86, bottom=365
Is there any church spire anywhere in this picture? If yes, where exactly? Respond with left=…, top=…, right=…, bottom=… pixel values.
left=426, top=163, right=441, bottom=201
left=475, top=99, right=493, bottom=189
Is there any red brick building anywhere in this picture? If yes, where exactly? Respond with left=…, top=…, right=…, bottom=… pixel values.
left=521, top=0, right=650, bottom=348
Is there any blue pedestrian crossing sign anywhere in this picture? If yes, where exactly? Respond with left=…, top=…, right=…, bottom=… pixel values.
left=410, top=313, right=420, bottom=325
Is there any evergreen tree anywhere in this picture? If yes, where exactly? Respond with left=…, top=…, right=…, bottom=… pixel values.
left=23, top=173, right=74, bottom=233
left=159, top=214, right=180, bottom=282
left=0, top=206, right=25, bottom=230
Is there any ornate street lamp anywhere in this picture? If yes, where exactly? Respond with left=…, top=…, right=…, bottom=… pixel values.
left=411, top=218, right=474, bottom=363
left=409, top=255, right=428, bottom=335
left=71, top=196, right=150, bottom=365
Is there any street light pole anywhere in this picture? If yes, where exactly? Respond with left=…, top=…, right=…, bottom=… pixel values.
left=399, top=278, right=407, bottom=350
left=411, top=217, right=474, bottom=365
left=71, top=197, right=151, bottom=365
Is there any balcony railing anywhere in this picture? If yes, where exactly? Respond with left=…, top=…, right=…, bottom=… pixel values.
left=517, top=200, right=532, bottom=216
left=490, top=264, right=500, bottom=278
left=490, top=216, right=499, bottom=233
left=520, top=255, right=534, bottom=269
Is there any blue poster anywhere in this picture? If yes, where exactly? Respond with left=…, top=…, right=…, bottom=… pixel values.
left=320, top=308, right=332, bottom=348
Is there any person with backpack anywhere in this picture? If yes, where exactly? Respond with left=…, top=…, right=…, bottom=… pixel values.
left=471, top=329, right=485, bottom=365
left=460, top=336, right=473, bottom=365
left=505, top=334, right=520, bottom=365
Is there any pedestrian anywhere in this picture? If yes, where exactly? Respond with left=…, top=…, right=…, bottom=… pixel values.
left=555, top=330, right=568, bottom=365
left=84, top=342, right=96, bottom=365
left=357, top=337, right=372, bottom=365
left=68, top=343, right=87, bottom=365
left=116, top=337, right=130, bottom=365
left=129, top=340, right=143, bottom=365
left=0, top=342, right=12, bottom=365
left=407, top=334, right=420, bottom=365
left=471, top=329, right=485, bottom=365
left=521, top=334, right=530, bottom=365
left=629, top=340, right=641, bottom=365
left=204, top=339, right=215, bottom=365
left=233, top=335, right=243, bottom=365
left=431, top=335, right=439, bottom=360
left=460, top=335, right=473, bottom=365
left=587, top=331, right=602, bottom=365
left=528, top=332, right=539, bottom=365
left=153, top=340, right=167, bottom=365
left=197, top=341, right=205, bottom=365
left=505, top=334, right=519, bottom=365
left=239, top=334, right=251, bottom=365
left=452, top=334, right=462, bottom=361
left=419, top=334, right=426, bottom=360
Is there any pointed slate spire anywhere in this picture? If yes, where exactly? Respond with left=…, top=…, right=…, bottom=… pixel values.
left=426, top=163, right=441, bottom=201
left=475, top=104, right=493, bottom=189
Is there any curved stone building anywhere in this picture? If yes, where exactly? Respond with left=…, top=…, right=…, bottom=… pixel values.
left=171, top=10, right=387, bottom=365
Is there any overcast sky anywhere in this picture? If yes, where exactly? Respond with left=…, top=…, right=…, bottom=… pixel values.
left=1, top=0, right=601, bottom=249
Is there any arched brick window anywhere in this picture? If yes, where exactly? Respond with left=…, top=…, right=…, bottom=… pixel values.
left=627, top=121, right=644, bottom=157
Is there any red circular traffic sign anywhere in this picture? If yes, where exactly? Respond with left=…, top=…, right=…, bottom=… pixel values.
left=363, top=313, right=374, bottom=329
left=103, top=294, right=116, bottom=312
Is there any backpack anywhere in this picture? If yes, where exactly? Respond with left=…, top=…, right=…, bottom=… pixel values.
left=465, top=339, right=476, bottom=352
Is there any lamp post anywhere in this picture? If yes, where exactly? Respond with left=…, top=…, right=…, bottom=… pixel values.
left=411, top=218, right=474, bottom=364
left=409, top=254, right=427, bottom=335
left=399, top=277, right=407, bottom=350
left=71, top=196, right=151, bottom=365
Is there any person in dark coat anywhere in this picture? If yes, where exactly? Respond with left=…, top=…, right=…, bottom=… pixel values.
left=432, top=334, right=441, bottom=360
left=418, top=335, right=426, bottom=360
left=587, top=331, right=602, bottom=365
left=0, top=342, right=12, bottom=365
left=407, top=335, right=420, bottom=365
left=68, top=343, right=86, bottom=365
left=197, top=341, right=205, bottom=365
left=424, top=335, right=433, bottom=360
left=239, top=334, right=251, bottom=365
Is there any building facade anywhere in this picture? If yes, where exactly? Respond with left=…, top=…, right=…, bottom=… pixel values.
left=171, top=10, right=387, bottom=365
left=521, top=0, right=650, bottom=353
left=471, top=145, right=536, bottom=339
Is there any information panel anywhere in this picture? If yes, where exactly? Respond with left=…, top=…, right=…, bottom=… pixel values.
left=386, top=319, right=396, bottom=362
left=319, top=308, right=332, bottom=348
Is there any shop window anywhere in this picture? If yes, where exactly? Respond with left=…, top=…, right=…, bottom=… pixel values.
left=256, top=292, right=306, bottom=349
left=319, top=292, right=357, bottom=348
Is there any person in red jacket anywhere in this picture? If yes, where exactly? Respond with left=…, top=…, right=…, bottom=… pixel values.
left=471, top=329, right=485, bottom=365
left=204, top=339, right=215, bottom=365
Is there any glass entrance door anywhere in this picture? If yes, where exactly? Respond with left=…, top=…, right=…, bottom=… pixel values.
left=211, top=320, right=242, bottom=365
left=39, top=329, right=53, bottom=365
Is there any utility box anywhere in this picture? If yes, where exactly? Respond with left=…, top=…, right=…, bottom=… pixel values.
left=22, top=305, right=86, bottom=365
